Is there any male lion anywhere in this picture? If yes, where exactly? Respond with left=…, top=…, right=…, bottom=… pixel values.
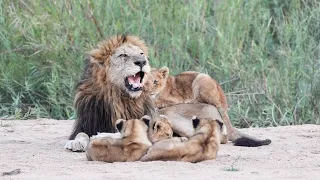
left=140, top=116, right=222, bottom=162
left=144, top=66, right=271, bottom=146
left=86, top=116, right=152, bottom=162
left=68, top=35, right=155, bottom=140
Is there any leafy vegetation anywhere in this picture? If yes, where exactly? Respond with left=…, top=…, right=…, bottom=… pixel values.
left=0, top=0, right=319, bottom=127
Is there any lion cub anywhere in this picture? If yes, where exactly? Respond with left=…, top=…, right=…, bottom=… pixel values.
left=145, top=67, right=238, bottom=142
left=148, top=115, right=174, bottom=143
left=140, top=116, right=223, bottom=163
left=86, top=115, right=152, bottom=162
left=145, top=66, right=228, bottom=112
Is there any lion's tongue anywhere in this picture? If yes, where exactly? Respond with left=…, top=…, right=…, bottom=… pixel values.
left=128, top=74, right=142, bottom=88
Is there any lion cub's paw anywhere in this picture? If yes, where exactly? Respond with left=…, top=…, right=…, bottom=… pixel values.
left=180, top=137, right=188, bottom=142
left=64, top=132, right=89, bottom=152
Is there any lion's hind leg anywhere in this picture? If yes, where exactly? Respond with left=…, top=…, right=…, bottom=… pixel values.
left=192, top=74, right=222, bottom=108
left=64, top=132, right=90, bottom=152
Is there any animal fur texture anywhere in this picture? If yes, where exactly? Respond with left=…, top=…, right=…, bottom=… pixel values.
left=69, top=35, right=155, bottom=140
left=140, top=116, right=222, bottom=162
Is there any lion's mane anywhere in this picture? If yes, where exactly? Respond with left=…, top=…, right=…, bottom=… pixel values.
left=69, top=35, right=155, bottom=140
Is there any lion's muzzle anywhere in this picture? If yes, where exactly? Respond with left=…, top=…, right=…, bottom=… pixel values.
left=123, top=56, right=149, bottom=93
left=134, top=60, right=146, bottom=68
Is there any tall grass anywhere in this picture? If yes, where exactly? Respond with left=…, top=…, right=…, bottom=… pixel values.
left=0, top=0, right=319, bottom=127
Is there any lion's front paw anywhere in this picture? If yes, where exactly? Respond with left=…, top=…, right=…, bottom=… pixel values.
left=64, top=132, right=89, bottom=152
left=64, top=140, right=86, bottom=152
left=90, top=132, right=121, bottom=140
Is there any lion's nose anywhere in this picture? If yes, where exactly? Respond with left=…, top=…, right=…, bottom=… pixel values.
left=134, top=60, right=146, bottom=68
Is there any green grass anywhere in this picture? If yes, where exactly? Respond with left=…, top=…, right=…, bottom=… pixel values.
left=0, top=0, right=319, bottom=127
left=223, top=166, right=240, bottom=172
left=223, top=156, right=240, bottom=172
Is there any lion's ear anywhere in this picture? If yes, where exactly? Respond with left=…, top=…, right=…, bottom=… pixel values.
left=159, top=66, right=169, bottom=79
left=115, top=119, right=126, bottom=132
left=192, top=116, right=200, bottom=129
left=141, top=115, right=151, bottom=127
left=89, top=49, right=106, bottom=66
left=89, top=49, right=103, bottom=61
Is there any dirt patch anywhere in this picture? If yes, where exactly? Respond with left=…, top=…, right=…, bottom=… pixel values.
left=1, top=119, right=319, bottom=179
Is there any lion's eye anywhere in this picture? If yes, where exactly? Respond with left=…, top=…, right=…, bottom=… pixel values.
left=119, top=54, right=128, bottom=58
left=140, top=52, right=144, bottom=56
left=153, top=80, right=158, bottom=85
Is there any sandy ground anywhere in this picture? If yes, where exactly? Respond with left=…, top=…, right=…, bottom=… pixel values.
left=0, top=119, right=320, bottom=180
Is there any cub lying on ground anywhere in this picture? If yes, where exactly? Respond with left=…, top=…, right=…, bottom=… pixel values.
left=85, top=115, right=152, bottom=162
left=140, top=116, right=223, bottom=163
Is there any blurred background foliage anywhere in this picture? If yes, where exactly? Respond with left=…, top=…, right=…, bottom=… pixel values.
left=0, top=0, right=319, bottom=127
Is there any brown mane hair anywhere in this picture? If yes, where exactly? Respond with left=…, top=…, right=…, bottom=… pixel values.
left=69, top=35, right=155, bottom=140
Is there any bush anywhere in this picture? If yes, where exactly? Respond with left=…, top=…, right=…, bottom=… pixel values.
left=0, top=0, right=319, bottom=127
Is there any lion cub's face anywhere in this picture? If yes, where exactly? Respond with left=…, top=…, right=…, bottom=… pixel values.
left=148, top=115, right=173, bottom=143
left=144, top=66, right=169, bottom=98
left=109, top=44, right=151, bottom=98
left=115, top=115, right=151, bottom=138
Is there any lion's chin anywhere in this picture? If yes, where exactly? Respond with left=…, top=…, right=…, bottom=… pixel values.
left=127, top=90, right=143, bottom=98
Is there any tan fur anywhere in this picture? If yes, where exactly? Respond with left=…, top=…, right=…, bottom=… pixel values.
left=69, top=35, right=155, bottom=140
left=159, top=103, right=228, bottom=144
left=144, top=67, right=237, bottom=142
left=148, top=115, right=173, bottom=143
left=140, top=117, right=222, bottom=163
left=86, top=116, right=152, bottom=162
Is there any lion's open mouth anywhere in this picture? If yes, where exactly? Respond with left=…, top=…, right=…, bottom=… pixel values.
left=125, top=71, right=145, bottom=92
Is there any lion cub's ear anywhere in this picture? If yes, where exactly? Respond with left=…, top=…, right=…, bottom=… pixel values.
left=153, top=121, right=162, bottom=133
left=159, top=66, right=169, bottom=79
left=115, top=119, right=126, bottom=132
left=192, top=116, right=200, bottom=129
left=215, top=119, right=224, bottom=130
left=141, top=115, right=151, bottom=127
